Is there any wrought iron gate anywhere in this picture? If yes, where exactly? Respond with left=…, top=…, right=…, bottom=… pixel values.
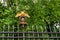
left=0, top=25, right=60, bottom=40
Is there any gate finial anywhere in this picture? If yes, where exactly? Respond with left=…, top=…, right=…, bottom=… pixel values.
left=15, top=11, right=30, bottom=25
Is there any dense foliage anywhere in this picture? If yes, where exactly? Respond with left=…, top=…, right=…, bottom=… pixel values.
left=0, top=0, right=60, bottom=29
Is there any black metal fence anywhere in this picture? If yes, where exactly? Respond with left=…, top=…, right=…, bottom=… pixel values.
left=0, top=25, right=60, bottom=40
left=0, top=0, right=60, bottom=40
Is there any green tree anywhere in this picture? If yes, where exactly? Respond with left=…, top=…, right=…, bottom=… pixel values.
left=0, top=0, right=60, bottom=31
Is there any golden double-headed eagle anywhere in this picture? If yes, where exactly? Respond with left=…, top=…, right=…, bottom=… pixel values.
left=15, top=11, right=30, bottom=25
left=15, top=11, right=30, bottom=18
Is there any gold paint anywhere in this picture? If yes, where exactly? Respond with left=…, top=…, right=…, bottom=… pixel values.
left=15, top=11, right=30, bottom=18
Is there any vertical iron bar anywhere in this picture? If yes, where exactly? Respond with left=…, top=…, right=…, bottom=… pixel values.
left=57, top=33, right=58, bottom=40
left=22, top=24, right=25, bottom=40
left=18, top=25, right=19, bottom=40
left=2, top=25, right=5, bottom=40
left=45, top=26, right=51, bottom=40
left=45, top=26, right=49, bottom=40
left=54, top=26, right=58, bottom=40
left=32, top=25, right=35, bottom=40
left=8, top=25, right=9, bottom=40
left=36, top=25, right=40, bottom=40
left=13, top=25, right=14, bottom=40
left=40, top=26, right=44, bottom=40
left=49, top=25, right=53, bottom=40
left=27, top=26, right=30, bottom=40
left=14, top=25, right=18, bottom=40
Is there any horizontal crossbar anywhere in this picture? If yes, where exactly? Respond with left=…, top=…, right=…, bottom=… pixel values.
left=0, top=32, right=60, bottom=34
left=0, top=36, right=60, bottom=39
